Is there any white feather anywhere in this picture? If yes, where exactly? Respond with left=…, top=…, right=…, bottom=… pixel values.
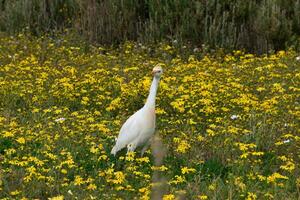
left=111, top=66, right=163, bottom=156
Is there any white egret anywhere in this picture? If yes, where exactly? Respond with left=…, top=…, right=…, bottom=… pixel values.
left=111, top=65, right=163, bottom=156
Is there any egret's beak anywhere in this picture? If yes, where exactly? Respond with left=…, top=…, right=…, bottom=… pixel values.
left=152, top=70, right=156, bottom=75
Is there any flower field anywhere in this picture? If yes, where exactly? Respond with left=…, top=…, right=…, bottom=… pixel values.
left=0, top=33, right=299, bottom=199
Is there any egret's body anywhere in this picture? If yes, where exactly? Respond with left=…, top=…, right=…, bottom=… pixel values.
left=111, top=66, right=163, bottom=156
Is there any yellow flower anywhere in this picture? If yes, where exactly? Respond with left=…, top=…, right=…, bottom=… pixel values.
left=208, top=183, right=216, bottom=191
left=280, top=161, right=295, bottom=172
left=106, top=97, right=121, bottom=111
left=32, top=108, right=40, bottom=113
left=206, top=128, right=215, bottom=136
left=181, top=167, right=196, bottom=174
left=169, top=175, right=186, bottom=185
left=1, top=33, right=299, bottom=198
left=74, top=176, right=85, bottom=186
left=176, top=140, right=190, bottom=153
left=296, top=178, right=300, bottom=187
left=151, top=165, right=168, bottom=171
left=94, top=110, right=101, bottom=115
left=125, top=152, right=135, bottom=161
left=246, top=192, right=257, bottom=200
left=139, top=187, right=149, bottom=193
left=90, top=146, right=99, bottom=154
left=115, top=186, right=125, bottom=191
left=10, top=190, right=21, bottom=196
left=112, top=171, right=125, bottom=184
left=197, top=135, right=205, bottom=142
left=137, top=157, right=150, bottom=163
left=16, top=137, right=26, bottom=144
left=197, top=195, right=208, bottom=200
left=48, top=195, right=64, bottom=200
left=251, top=151, right=264, bottom=156
left=163, top=194, right=175, bottom=200
left=267, top=172, right=288, bottom=184
left=257, top=175, right=266, bottom=181
left=3, top=131, right=14, bottom=137
left=170, top=99, right=185, bottom=113
left=87, top=183, right=97, bottom=190
left=234, top=177, right=246, bottom=191
left=98, top=155, right=108, bottom=161
left=54, top=109, right=62, bottom=114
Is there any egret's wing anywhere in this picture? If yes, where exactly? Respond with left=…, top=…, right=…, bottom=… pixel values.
left=113, top=110, right=143, bottom=151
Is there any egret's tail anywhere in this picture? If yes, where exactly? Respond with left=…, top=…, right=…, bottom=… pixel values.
left=111, top=142, right=127, bottom=156
left=111, top=146, right=118, bottom=156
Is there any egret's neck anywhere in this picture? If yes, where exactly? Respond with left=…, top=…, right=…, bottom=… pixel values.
left=145, top=76, right=160, bottom=109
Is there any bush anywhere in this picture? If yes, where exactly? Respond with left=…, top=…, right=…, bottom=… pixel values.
left=1, top=0, right=300, bottom=53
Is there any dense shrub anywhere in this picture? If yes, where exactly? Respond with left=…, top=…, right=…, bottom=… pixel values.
left=0, top=0, right=300, bottom=53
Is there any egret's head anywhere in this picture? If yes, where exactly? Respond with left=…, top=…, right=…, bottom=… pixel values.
left=152, top=65, right=163, bottom=78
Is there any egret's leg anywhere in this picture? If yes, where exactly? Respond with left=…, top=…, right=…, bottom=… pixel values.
left=141, top=140, right=151, bottom=157
left=127, top=143, right=137, bottom=154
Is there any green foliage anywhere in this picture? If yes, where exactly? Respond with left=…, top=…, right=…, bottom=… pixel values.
left=0, top=0, right=77, bottom=34
left=198, top=158, right=230, bottom=180
left=0, top=0, right=300, bottom=53
left=0, top=33, right=299, bottom=199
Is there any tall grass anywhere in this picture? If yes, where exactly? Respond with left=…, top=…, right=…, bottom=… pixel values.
left=0, top=0, right=300, bottom=53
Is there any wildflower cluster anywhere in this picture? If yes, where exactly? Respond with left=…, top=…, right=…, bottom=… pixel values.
left=0, top=33, right=299, bottom=199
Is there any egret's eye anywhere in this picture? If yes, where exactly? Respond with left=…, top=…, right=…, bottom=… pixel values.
left=157, top=70, right=161, bottom=73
